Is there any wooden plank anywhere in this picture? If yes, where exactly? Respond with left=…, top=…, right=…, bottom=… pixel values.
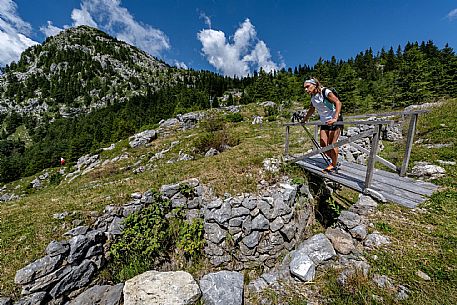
left=400, top=113, right=418, bottom=176
left=348, top=142, right=399, bottom=173
left=340, top=160, right=436, bottom=196
left=296, top=160, right=421, bottom=208
left=296, top=160, right=365, bottom=192
left=337, top=158, right=437, bottom=192
left=304, top=157, right=437, bottom=199
left=364, top=125, right=381, bottom=191
left=291, top=129, right=374, bottom=162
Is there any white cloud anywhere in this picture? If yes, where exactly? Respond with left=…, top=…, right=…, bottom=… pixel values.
left=447, top=8, right=457, bottom=20
left=56, top=0, right=170, bottom=57
left=0, top=0, right=39, bottom=66
left=39, top=21, right=64, bottom=37
left=173, top=60, right=188, bottom=69
left=71, top=6, right=97, bottom=28
left=197, top=18, right=281, bottom=77
left=199, top=11, right=212, bottom=29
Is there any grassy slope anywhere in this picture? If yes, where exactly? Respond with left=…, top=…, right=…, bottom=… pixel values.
left=1, top=100, right=456, bottom=304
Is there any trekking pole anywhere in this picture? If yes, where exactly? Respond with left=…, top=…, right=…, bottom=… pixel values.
left=301, top=123, right=332, bottom=166
left=291, top=112, right=332, bottom=166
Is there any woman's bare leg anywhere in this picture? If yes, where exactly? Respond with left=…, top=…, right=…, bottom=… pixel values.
left=327, top=129, right=341, bottom=166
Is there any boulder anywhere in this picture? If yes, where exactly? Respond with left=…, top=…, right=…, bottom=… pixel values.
left=128, top=130, right=158, bottom=148
left=200, top=271, right=244, bottom=305
left=410, top=162, right=445, bottom=179
left=123, top=271, right=200, bottom=305
left=325, top=227, right=355, bottom=255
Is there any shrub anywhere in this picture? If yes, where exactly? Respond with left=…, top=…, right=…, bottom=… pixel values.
left=225, top=112, right=243, bottom=123
left=199, top=112, right=224, bottom=132
left=107, top=190, right=205, bottom=282
left=193, top=130, right=239, bottom=154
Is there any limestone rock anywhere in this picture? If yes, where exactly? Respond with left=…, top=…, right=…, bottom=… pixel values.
left=364, top=233, right=391, bottom=248
left=123, top=271, right=200, bottom=305
left=325, top=227, right=355, bottom=255
left=129, top=130, right=158, bottom=148
left=296, top=233, right=336, bottom=264
left=15, top=255, right=63, bottom=285
left=200, top=271, right=244, bottom=305
left=289, top=252, right=315, bottom=282
left=67, top=284, right=124, bottom=305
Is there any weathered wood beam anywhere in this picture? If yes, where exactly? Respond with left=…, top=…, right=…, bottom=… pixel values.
left=290, top=129, right=374, bottom=162
left=400, top=113, right=419, bottom=177
left=348, top=142, right=399, bottom=173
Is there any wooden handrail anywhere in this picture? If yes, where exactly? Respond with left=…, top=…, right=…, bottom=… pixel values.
left=283, top=119, right=394, bottom=127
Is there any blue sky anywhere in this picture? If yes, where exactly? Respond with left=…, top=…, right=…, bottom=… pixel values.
left=1, top=0, right=457, bottom=77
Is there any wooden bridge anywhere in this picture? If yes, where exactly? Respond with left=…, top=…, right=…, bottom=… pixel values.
left=284, top=110, right=439, bottom=208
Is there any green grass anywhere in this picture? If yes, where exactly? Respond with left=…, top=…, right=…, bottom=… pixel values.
left=1, top=99, right=457, bottom=304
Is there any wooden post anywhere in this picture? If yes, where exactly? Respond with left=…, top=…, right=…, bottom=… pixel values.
left=314, top=125, right=319, bottom=142
left=400, top=113, right=418, bottom=177
left=364, top=124, right=381, bottom=193
left=285, top=126, right=290, bottom=156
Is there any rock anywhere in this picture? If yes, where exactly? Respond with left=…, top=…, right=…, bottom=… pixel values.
left=67, top=284, right=124, bottom=305
left=289, top=252, right=315, bottom=282
left=372, top=274, right=394, bottom=289
left=231, top=207, right=250, bottom=218
left=350, top=195, right=378, bottom=215
left=0, top=297, right=12, bottom=305
left=251, top=214, right=269, bottom=230
left=124, top=270, right=200, bottom=305
left=49, top=260, right=96, bottom=298
left=280, top=222, right=296, bottom=241
left=128, top=129, right=158, bottom=148
left=396, top=285, right=410, bottom=300
left=410, top=162, right=445, bottom=179
left=242, top=231, right=261, bottom=248
left=416, top=270, right=431, bottom=281
left=64, top=226, right=89, bottom=237
left=130, top=192, right=142, bottom=200
left=337, top=260, right=371, bottom=286
left=14, top=292, right=46, bottom=305
left=364, top=233, right=390, bottom=249
left=269, top=217, right=284, bottom=232
left=160, top=183, right=181, bottom=198
left=52, top=212, right=69, bottom=220
left=349, top=224, right=368, bottom=240
left=204, top=223, right=226, bottom=244
left=338, top=211, right=362, bottom=229
left=67, top=235, right=92, bottom=264
left=437, top=160, right=456, bottom=166
left=296, top=233, right=336, bottom=264
left=263, top=158, right=281, bottom=173
left=205, top=148, right=220, bottom=157
left=325, top=227, right=355, bottom=255
left=45, top=241, right=70, bottom=258
left=15, top=255, right=63, bottom=285
left=200, top=271, right=244, bottom=305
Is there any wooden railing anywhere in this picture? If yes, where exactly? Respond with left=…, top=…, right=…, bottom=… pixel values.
left=284, top=109, right=428, bottom=192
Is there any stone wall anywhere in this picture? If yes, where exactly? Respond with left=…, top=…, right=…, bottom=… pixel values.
left=8, top=178, right=313, bottom=304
